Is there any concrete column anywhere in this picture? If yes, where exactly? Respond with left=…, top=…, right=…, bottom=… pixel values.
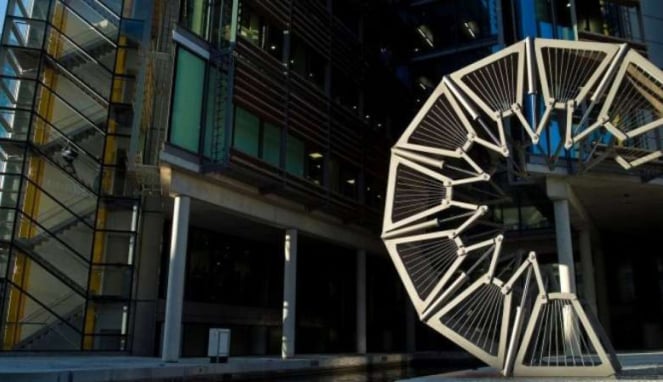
left=579, top=229, right=598, bottom=314
left=161, top=195, right=190, bottom=362
left=282, top=228, right=298, bottom=359
left=553, top=198, right=580, bottom=353
left=132, top=196, right=165, bottom=356
left=405, top=300, right=416, bottom=353
left=356, top=249, right=367, bottom=354
left=553, top=199, right=576, bottom=293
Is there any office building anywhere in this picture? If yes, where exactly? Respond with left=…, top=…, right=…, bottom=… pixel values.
left=0, top=0, right=661, bottom=358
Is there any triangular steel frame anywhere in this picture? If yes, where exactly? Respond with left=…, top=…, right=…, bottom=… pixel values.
left=384, top=232, right=502, bottom=318
left=382, top=153, right=454, bottom=235
left=449, top=40, right=536, bottom=146
left=596, top=50, right=663, bottom=169
left=531, top=38, right=620, bottom=148
left=425, top=272, right=512, bottom=369
left=512, top=293, right=621, bottom=377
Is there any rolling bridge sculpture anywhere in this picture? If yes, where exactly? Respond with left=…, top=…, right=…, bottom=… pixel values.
left=382, top=38, right=663, bottom=377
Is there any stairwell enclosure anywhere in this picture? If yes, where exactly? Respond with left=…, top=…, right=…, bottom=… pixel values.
left=0, top=0, right=143, bottom=351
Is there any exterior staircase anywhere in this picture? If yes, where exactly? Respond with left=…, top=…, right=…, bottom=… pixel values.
left=0, top=0, right=129, bottom=351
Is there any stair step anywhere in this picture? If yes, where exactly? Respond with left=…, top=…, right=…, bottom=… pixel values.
left=45, top=56, right=108, bottom=106
left=27, top=207, right=96, bottom=248
left=82, top=0, right=121, bottom=27
left=15, top=303, right=85, bottom=350
left=14, top=240, right=88, bottom=297
left=40, top=124, right=102, bottom=157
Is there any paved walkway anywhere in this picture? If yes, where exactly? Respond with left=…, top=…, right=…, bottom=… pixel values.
left=0, top=351, right=660, bottom=381
left=0, top=351, right=471, bottom=382
left=401, top=352, right=663, bottom=381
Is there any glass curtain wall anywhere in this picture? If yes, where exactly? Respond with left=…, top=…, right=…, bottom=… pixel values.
left=171, top=1, right=372, bottom=201
left=0, top=0, right=144, bottom=351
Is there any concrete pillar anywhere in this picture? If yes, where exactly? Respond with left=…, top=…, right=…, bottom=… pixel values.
left=405, top=300, right=416, bottom=353
left=579, top=229, right=598, bottom=314
left=553, top=198, right=580, bottom=353
left=282, top=228, right=298, bottom=359
left=356, top=249, right=367, bottom=354
left=553, top=198, right=576, bottom=293
left=131, top=196, right=165, bottom=356
left=161, top=195, right=190, bottom=362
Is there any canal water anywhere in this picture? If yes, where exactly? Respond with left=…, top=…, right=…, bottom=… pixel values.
left=254, top=359, right=477, bottom=381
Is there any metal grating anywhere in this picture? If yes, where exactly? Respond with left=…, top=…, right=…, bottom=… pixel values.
left=392, top=165, right=447, bottom=222
left=441, top=282, right=505, bottom=356
left=408, top=96, right=470, bottom=151
left=539, top=48, right=606, bottom=102
left=523, top=299, right=601, bottom=367
left=460, top=53, right=520, bottom=113
left=396, top=237, right=458, bottom=300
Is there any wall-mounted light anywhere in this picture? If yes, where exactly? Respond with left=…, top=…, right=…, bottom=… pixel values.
left=462, top=20, right=479, bottom=39
left=417, top=76, right=433, bottom=91
left=309, top=152, right=324, bottom=159
left=416, top=24, right=434, bottom=48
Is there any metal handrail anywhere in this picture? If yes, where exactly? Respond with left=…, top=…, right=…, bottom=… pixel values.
left=21, top=176, right=96, bottom=231
left=1, top=278, right=84, bottom=335
left=14, top=209, right=91, bottom=268
left=19, top=290, right=79, bottom=325
left=46, top=23, right=114, bottom=77
left=59, top=0, right=118, bottom=47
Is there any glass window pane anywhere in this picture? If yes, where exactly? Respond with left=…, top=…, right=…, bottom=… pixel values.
left=306, top=149, right=324, bottom=185
left=520, top=206, right=549, bottom=229
left=286, top=134, right=304, bottom=176
left=329, top=157, right=339, bottom=193
left=261, top=123, right=280, bottom=167
left=239, top=5, right=264, bottom=46
left=290, top=38, right=307, bottom=76
left=170, top=48, right=205, bottom=152
left=502, top=207, right=519, bottom=230
left=233, top=106, right=260, bottom=156
left=265, top=26, right=284, bottom=60
left=181, top=0, right=209, bottom=38
left=204, top=67, right=220, bottom=158
left=339, top=162, right=358, bottom=199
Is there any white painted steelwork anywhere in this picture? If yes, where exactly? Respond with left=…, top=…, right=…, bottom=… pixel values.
left=379, top=37, right=663, bottom=377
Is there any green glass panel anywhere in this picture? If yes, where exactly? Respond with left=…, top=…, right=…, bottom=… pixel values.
left=233, top=107, right=260, bottom=156
left=261, top=123, right=280, bottom=167
left=204, top=67, right=220, bottom=158
left=286, top=134, right=304, bottom=177
left=170, top=48, right=205, bottom=152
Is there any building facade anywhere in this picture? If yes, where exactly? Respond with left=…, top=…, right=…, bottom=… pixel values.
left=0, top=0, right=661, bottom=358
